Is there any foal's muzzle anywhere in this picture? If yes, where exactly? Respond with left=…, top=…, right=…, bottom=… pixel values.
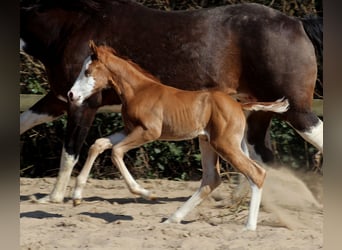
left=67, top=91, right=82, bottom=105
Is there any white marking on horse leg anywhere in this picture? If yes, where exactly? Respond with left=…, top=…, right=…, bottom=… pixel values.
left=295, top=119, right=323, bottom=153
left=245, top=180, right=263, bottom=231
left=20, top=110, right=59, bottom=134
left=36, top=147, right=78, bottom=203
left=20, top=38, right=26, bottom=50
left=73, top=131, right=126, bottom=205
left=241, top=137, right=250, bottom=158
left=111, top=146, right=154, bottom=200
left=73, top=138, right=112, bottom=204
left=164, top=185, right=211, bottom=224
left=164, top=137, right=220, bottom=223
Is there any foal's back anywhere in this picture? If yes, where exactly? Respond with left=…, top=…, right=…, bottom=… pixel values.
left=126, top=84, right=244, bottom=141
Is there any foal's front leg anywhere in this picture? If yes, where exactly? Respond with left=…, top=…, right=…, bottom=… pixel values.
left=73, top=130, right=155, bottom=204
left=111, top=126, right=159, bottom=200
left=72, top=131, right=126, bottom=206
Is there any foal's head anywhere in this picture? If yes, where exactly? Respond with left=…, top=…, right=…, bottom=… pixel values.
left=68, top=41, right=115, bottom=106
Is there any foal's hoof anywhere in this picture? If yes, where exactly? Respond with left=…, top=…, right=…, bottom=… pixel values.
left=30, top=194, right=64, bottom=204
left=73, top=199, right=82, bottom=207
left=243, top=224, right=257, bottom=231
left=141, top=192, right=157, bottom=201
left=136, top=188, right=157, bottom=201
left=162, top=216, right=181, bottom=224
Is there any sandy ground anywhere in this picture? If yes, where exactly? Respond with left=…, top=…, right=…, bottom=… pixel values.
left=20, top=166, right=323, bottom=250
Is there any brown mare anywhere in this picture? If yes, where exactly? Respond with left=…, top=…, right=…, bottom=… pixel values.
left=68, top=42, right=290, bottom=230
left=20, top=0, right=322, bottom=203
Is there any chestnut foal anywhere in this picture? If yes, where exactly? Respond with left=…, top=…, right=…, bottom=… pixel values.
left=68, top=42, right=289, bottom=230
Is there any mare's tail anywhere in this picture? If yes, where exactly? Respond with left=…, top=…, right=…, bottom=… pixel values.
left=299, top=15, right=323, bottom=61
left=242, top=98, right=289, bottom=113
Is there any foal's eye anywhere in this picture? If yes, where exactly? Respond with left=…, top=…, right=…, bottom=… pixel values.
left=84, top=69, right=90, bottom=77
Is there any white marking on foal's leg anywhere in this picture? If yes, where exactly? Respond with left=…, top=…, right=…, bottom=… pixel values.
left=73, top=132, right=127, bottom=205
left=115, top=155, right=155, bottom=199
left=295, top=119, right=323, bottom=153
left=35, top=147, right=78, bottom=203
left=20, top=110, right=58, bottom=134
left=234, top=133, right=261, bottom=203
left=245, top=181, right=263, bottom=231
left=73, top=138, right=112, bottom=205
left=111, top=144, right=155, bottom=200
left=164, top=137, right=220, bottom=223
left=164, top=185, right=211, bottom=224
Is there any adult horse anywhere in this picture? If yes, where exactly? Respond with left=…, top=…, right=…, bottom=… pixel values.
left=20, top=0, right=323, bottom=203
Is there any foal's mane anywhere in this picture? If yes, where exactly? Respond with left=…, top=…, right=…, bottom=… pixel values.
left=98, top=45, right=162, bottom=84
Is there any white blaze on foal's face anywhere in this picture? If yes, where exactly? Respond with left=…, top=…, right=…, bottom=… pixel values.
left=68, top=56, right=96, bottom=106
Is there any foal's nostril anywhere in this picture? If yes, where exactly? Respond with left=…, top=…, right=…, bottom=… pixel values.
left=68, top=91, right=74, bottom=102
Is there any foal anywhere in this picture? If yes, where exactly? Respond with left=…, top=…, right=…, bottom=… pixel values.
left=68, top=42, right=289, bottom=230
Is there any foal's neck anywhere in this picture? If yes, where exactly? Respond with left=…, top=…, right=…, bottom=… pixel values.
left=106, top=54, right=160, bottom=100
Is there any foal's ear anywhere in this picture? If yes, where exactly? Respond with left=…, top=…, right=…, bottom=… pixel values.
left=89, top=40, right=98, bottom=59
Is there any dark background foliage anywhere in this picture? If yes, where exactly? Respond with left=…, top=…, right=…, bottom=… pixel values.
left=20, top=0, right=323, bottom=180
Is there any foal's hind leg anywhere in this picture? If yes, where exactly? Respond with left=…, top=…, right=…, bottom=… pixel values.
left=228, top=150, right=265, bottom=230
left=213, top=138, right=266, bottom=230
left=72, top=131, right=126, bottom=206
left=164, top=136, right=220, bottom=223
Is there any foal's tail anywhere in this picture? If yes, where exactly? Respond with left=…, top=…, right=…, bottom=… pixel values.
left=299, top=15, right=323, bottom=61
left=241, top=98, right=289, bottom=113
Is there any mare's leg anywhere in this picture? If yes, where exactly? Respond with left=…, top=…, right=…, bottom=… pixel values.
left=164, top=136, right=220, bottom=223
left=111, top=126, right=159, bottom=200
left=246, top=111, right=274, bottom=163
left=72, top=131, right=126, bottom=206
left=285, top=111, right=323, bottom=153
left=34, top=103, right=98, bottom=203
left=20, top=92, right=75, bottom=204
left=20, top=92, right=67, bottom=134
